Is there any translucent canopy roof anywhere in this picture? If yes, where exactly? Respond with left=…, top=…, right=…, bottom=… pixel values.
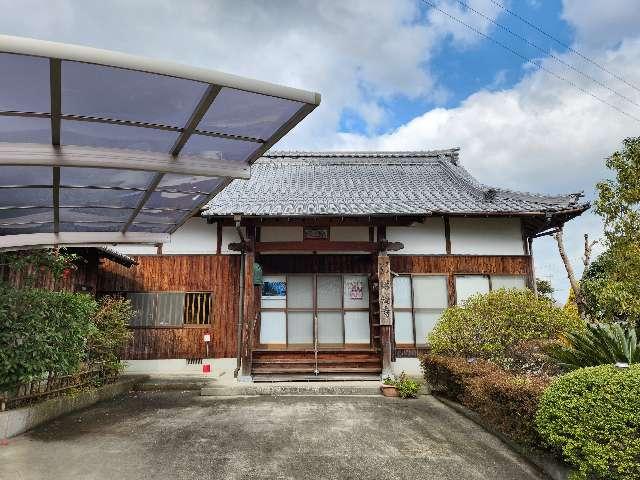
left=0, top=35, right=320, bottom=249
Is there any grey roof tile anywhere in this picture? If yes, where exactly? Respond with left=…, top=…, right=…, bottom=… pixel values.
left=203, top=150, right=588, bottom=217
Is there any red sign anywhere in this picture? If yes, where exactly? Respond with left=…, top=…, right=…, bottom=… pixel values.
left=202, top=364, right=211, bottom=373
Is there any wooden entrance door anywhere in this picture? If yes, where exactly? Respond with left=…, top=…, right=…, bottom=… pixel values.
left=259, top=273, right=371, bottom=349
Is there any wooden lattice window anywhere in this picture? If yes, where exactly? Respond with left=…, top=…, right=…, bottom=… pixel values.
left=183, top=292, right=212, bottom=325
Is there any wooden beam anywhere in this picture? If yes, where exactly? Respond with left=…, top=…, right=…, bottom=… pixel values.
left=240, top=227, right=256, bottom=378
left=377, top=253, right=393, bottom=378
left=216, top=221, right=222, bottom=255
left=251, top=240, right=403, bottom=253
left=444, top=216, right=451, bottom=255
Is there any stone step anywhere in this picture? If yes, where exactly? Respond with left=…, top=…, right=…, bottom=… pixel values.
left=201, top=380, right=382, bottom=396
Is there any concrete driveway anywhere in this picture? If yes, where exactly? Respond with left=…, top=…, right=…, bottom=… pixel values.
left=0, top=392, right=544, bottom=480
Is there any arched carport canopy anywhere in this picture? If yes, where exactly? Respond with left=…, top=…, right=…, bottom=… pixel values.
left=0, top=35, right=320, bottom=250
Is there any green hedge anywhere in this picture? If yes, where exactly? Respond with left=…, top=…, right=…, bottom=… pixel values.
left=421, top=354, right=549, bottom=446
left=536, top=365, right=640, bottom=480
left=428, top=288, right=583, bottom=365
left=86, top=297, right=134, bottom=376
left=0, top=283, right=97, bottom=392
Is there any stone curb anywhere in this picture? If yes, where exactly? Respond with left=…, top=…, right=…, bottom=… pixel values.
left=201, top=383, right=383, bottom=396
left=0, top=375, right=148, bottom=439
left=434, top=395, right=571, bottom=480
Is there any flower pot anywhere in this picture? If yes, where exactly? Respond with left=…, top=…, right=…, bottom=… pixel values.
left=380, top=384, right=399, bottom=397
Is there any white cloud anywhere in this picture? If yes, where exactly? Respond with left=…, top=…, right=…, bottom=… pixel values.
left=562, top=0, right=640, bottom=48
left=330, top=14, right=640, bottom=301
left=0, top=0, right=637, bottom=300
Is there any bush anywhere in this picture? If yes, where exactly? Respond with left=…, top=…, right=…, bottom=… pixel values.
left=394, top=372, right=422, bottom=399
left=465, top=370, right=549, bottom=446
left=428, top=288, right=583, bottom=365
left=581, top=249, right=640, bottom=327
left=536, top=365, right=640, bottom=480
left=548, top=323, right=640, bottom=371
left=86, top=297, right=134, bottom=376
left=421, top=354, right=499, bottom=401
left=421, top=354, right=548, bottom=446
left=0, top=283, right=97, bottom=392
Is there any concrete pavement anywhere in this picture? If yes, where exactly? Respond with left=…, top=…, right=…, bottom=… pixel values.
left=0, top=392, right=545, bottom=480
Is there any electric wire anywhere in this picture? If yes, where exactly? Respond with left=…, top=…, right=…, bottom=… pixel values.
left=451, top=0, right=640, bottom=110
left=488, top=0, right=640, bottom=94
left=420, top=0, right=640, bottom=123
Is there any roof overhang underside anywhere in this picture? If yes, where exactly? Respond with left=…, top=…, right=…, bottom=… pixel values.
left=0, top=35, right=320, bottom=251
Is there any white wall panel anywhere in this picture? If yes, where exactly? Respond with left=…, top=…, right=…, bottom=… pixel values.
left=221, top=226, right=243, bottom=254
left=163, top=217, right=216, bottom=254
left=330, top=226, right=370, bottom=242
left=109, top=243, right=157, bottom=255
left=450, top=217, right=524, bottom=255
left=387, top=218, right=446, bottom=255
left=260, top=226, right=303, bottom=242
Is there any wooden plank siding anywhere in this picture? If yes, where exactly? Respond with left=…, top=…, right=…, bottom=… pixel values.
left=98, top=255, right=241, bottom=359
left=389, top=255, right=533, bottom=276
left=0, top=249, right=99, bottom=293
left=123, top=327, right=215, bottom=359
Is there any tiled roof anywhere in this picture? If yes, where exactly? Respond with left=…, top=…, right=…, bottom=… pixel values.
left=202, top=150, right=588, bottom=217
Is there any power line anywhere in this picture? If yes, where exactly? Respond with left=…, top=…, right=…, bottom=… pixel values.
left=420, top=0, right=640, bottom=123
left=488, top=0, right=640, bottom=94
left=451, top=0, right=640, bottom=110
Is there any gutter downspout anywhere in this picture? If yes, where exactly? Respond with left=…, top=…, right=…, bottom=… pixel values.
left=234, top=215, right=244, bottom=378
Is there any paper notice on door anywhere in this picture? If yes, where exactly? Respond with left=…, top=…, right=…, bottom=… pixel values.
left=348, top=280, right=364, bottom=300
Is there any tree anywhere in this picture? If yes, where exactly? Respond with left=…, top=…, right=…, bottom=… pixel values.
left=535, top=278, right=554, bottom=301
left=581, top=137, right=640, bottom=326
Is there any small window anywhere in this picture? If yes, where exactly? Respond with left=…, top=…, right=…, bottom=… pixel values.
left=125, top=291, right=212, bottom=326
left=392, top=275, right=448, bottom=347
left=183, top=292, right=212, bottom=325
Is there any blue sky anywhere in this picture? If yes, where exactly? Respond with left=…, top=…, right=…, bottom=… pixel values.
left=0, top=0, right=639, bottom=301
left=342, top=1, right=575, bottom=135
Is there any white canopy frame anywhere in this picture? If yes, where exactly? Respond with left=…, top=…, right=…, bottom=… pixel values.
left=0, top=35, right=320, bottom=250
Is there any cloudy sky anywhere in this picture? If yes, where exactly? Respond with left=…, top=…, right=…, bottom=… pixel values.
left=2, top=0, right=639, bottom=301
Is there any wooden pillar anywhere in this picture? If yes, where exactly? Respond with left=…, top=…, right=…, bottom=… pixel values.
left=377, top=252, right=393, bottom=378
left=240, top=226, right=256, bottom=379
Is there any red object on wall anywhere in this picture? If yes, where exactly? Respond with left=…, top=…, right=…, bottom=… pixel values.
left=202, top=364, right=211, bottom=374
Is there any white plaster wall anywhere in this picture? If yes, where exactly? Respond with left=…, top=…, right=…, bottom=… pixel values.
left=260, top=226, right=303, bottom=242
left=392, top=358, right=422, bottom=377
left=108, top=217, right=218, bottom=256
left=108, top=243, right=157, bottom=255
left=221, top=226, right=243, bottom=254
left=450, top=217, right=524, bottom=255
left=163, top=217, right=216, bottom=254
left=387, top=218, right=446, bottom=255
left=123, top=358, right=237, bottom=382
left=330, top=226, right=370, bottom=242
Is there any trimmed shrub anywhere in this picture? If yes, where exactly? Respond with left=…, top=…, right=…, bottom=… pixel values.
left=421, top=354, right=548, bottom=446
left=428, top=288, right=583, bottom=365
left=420, top=354, right=499, bottom=401
left=536, top=365, right=640, bottom=480
left=86, top=296, right=134, bottom=377
left=465, top=370, right=549, bottom=447
left=0, top=283, right=97, bottom=391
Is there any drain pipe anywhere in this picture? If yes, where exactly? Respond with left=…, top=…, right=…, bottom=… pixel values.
left=234, top=214, right=245, bottom=378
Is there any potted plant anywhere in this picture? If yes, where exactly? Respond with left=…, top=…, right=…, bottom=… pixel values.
left=380, top=376, right=399, bottom=397
left=381, top=372, right=422, bottom=398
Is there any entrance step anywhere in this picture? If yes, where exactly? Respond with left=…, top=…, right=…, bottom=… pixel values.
left=251, top=349, right=382, bottom=377
left=201, top=380, right=382, bottom=396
